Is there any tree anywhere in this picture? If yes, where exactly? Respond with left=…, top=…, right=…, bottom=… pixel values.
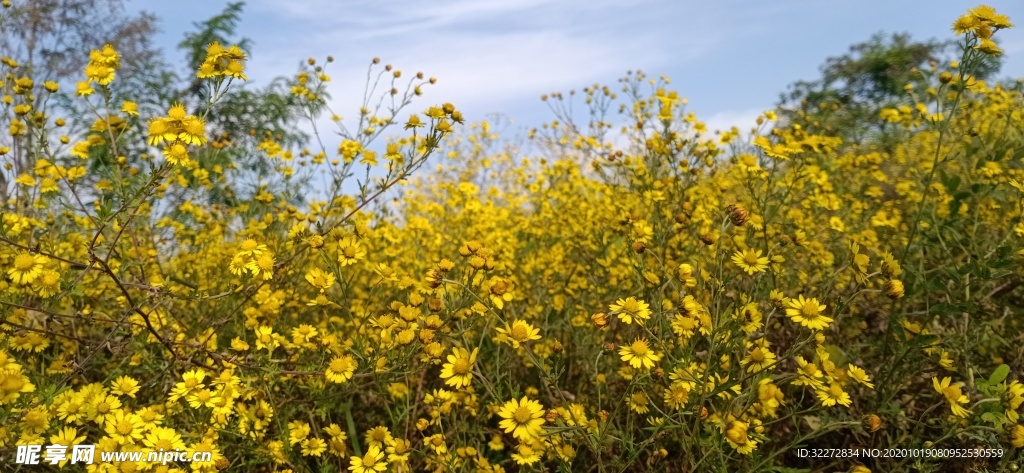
left=778, top=32, right=1002, bottom=145
left=0, top=0, right=164, bottom=203
left=171, top=2, right=309, bottom=207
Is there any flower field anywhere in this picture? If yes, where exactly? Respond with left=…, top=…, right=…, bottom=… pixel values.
left=1, top=3, right=1023, bottom=472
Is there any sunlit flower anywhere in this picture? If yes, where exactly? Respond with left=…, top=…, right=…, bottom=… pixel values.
left=732, top=249, right=769, bottom=275
left=609, top=296, right=651, bottom=325
left=440, top=347, right=479, bottom=389
left=786, top=295, right=833, bottom=331
left=498, top=396, right=545, bottom=440
left=618, top=338, right=661, bottom=369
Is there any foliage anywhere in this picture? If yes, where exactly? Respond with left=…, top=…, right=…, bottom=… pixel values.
left=0, top=4, right=1022, bottom=473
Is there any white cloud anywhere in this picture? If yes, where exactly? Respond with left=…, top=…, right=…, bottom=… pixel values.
left=239, top=0, right=689, bottom=121
left=702, top=107, right=767, bottom=135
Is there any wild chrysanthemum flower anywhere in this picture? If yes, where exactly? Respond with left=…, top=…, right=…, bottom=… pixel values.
left=609, top=296, right=651, bottom=325
left=387, top=438, right=411, bottom=464
left=498, top=396, right=545, bottom=440
left=1012, top=424, right=1024, bottom=448
left=247, top=252, right=276, bottom=280
left=197, top=42, right=248, bottom=80
left=349, top=445, right=387, bottom=473
left=236, top=239, right=267, bottom=257
left=324, top=424, right=349, bottom=456
left=338, top=237, right=366, bottom=266
left=289, top=420, right=312, bottom=446
left=84, top=392, right=121, bottom=424
left=424, top=433, right=447, bottom=454
left=731, top=248, right=769, bottom=275
left=793, top=356, right=824, bottom=389
left=664, top=381, right=690, bottom=410
left=723, top=420, right=758, bottom=454
left=511, top=442, right=542, bottom=466
left=121, top=100, right=138, bottom=115
left=105, top=409, right=145, bottom=443
left=952, top=14, right=980, bottom=35
left=301, top=437, right=327, bottom=457
left=48, top=427, right=86, bottom=466
left=933, top=377, right=970, bottom=418
left=326, top=355, right=357, bottom=384
left=816, top=381, right=852, bottom=407
left=440, top=347, right=479, bottom=389
left=847, top=365, right=875, bottom=389
left=364, top=426, right=393, bottom=449
left=84, top=44, right=120, bottom=85
left=33, top=270, right=61, bottom=297
left=254, top=326, right=279, bottom=353
left=628, top=391, right=650, bottom=414
left=495, top=319, right=541, bottom=348
left=786, top=295, right=833, bottom=331
left=489, top=277, right=514, bottom=309
left=740, top=340, right=776, bottom=373
left=143, top=426, right=186, bottom=452
left=618, top=338, right=662, bottom=369
left=305, top=267, right=336, bottom=292
left=8, top=252, right=46, bottom=285
left=147, top=104, right=206, bottom=166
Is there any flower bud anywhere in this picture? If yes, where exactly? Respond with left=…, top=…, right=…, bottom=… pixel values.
left=864, top=414, right=883, bottom=432
left=726, top=203, right=749, bottom=226
left=591, top=312, right=609, bottom=328
left=884, top=279, right=905, bottom=299
left=545, top=409, right=559, bottom=423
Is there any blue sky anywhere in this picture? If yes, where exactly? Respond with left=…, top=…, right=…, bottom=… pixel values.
left=132, top=0, right=1024, bottom=136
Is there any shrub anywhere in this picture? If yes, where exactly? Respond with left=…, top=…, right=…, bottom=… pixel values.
left=0, top=4, right=1021, bottom=472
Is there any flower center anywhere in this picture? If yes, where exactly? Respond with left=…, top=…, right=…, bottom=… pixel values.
left=117, top=420, right=134, bottom=435
left=743, top=251, right=759, bottom=264
left=801, top=301, right=819, bottom=318
left=725, top=422, right=748, bottom=444
left=2, top=376, right=24, bottom=392
left=452, top=358, right=470, bottom=375
left=13, top=254, right=35, bottom=270
left=630, top=341, right=649, bottom=356
left=513, top=405, right=534, bottom=423
left=511, top=324, right=528, bottom=340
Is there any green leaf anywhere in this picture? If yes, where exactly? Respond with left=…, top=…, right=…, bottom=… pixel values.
left=906, top=334, right=940, bottom=348
left=931, top=303, right=964, bottom=317
left=989, top=364, right=1010, bottom=385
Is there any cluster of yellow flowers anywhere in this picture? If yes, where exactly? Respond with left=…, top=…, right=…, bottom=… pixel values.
left=952, top=4, right=1013, bottom=55
left=196, top=42, right=248, bottom=81
left=0, top=4, right=1022, bottom=473
left=80, top=44, right=120, bottom=94
left=147, top=104, right=209, bottom=166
